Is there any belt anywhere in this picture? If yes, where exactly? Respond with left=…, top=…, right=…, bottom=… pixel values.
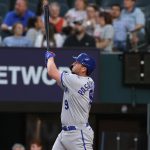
left=62, top=126, right=76, bottom=131
left=62, top=123, right=89, bottom=131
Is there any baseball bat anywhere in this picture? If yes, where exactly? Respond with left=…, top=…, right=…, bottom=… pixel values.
left=43, top=2, right=50, bottom=51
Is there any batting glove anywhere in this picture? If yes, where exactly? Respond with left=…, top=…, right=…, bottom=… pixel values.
left=45, top=51, right=55, bottom=66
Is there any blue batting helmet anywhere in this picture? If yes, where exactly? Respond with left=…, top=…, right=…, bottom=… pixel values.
left=73, top=53, right=96, bottom=75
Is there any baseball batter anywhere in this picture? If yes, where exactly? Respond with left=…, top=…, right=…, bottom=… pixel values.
left=45, top=51, right=96, bottom=150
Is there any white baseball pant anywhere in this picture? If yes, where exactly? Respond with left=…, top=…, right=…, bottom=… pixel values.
left=52, top=125, right=94, bottom=150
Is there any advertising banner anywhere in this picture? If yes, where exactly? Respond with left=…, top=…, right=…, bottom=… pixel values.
left=0, top=48, right=100, bottom=102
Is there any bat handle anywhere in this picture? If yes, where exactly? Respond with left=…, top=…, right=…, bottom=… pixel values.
left=43, top=2, right=50, bottom=51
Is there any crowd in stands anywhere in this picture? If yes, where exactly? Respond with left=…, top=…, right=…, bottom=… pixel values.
left=12, top=140, right=43, bottom=150
left=11, top=139, right=43, bottom=150
left=0, top=0, right=148, bottom=52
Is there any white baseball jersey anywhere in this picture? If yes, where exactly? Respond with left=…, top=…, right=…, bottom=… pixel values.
left=60, top=72, right=95, bottom=126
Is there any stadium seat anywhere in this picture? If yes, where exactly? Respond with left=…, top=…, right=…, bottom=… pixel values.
left=1, top=0, right=14, bottom=12
left=60, top=3, right=69, bottom=16
left=28, top=3, right=38, bottom=13
left=0, top=0, right=11, bottom=7
left=48, top=0, right=68, bottom=4
left=87, top=0, right=96, bottom=4
left=28, top=0, right=40, bottom=13
left=66, top=0, right=74, bottom=7
left=145, top=19, right=150, bottom=46
left=136, top=0, right=150, bottom=7
left=0, top=3, right=9, bottom=20
left=54, top=0, right=68, bottom=3
left=143, top=5, right=150, bottom=20
left=99, top=0, right=123, bottom=8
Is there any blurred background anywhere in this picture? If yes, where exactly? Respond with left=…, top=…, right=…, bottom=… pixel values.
left=0, top=0, right=150, bottom=150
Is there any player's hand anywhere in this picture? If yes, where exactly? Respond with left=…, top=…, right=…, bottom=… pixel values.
left=45, top=51, right=55, bottom=59
left=45, top=51, right=55, bottom=66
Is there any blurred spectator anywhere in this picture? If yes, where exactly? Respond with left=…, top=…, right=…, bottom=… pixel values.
left=83, top=3, right=99, bottom=36
left=121, top=0, right=145, bottom=48
left=93, top=10, right=102, bottom=39
left=34, top=24, right=64, bottom=48
left=49, top=2, right=67, bottom=33
left=63, top=18, right=96, bottom=47
left=12, top=143, right=25, bottom=150
left=29, top=139, right=43, bottom=150
left=26, top=16, right=44, bottom=46
left=111, top=4, right=133, bottom=52
left=96, top=12, right=114, bottom=52
left=65, top=0, right=87, bottom=26
left=35, top=0, right=45, bottom=22
left=1, top=0, right=35, bottom=32
left=2, top=22, right=32, bottom=47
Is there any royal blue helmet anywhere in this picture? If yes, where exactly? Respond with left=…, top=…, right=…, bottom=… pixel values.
left=73, top=53, right=96, bottom=75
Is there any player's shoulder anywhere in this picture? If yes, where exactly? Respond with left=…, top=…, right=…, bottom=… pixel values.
left=87, top=76, right=94, bottom=82
left=78, top=75, right=94, bottom=87
left=62, top=72, right=79, bottom=79
left=5, top=11, right=15, bottom=17
left=61, top=72, right=81, bottom=88
left=85, top=76, right=94, bottom=85
left=134, top=7, right=144, bottom=14
left=66, top=8, right=76, bottom=14
left=62, top=72, right=94, bottom=82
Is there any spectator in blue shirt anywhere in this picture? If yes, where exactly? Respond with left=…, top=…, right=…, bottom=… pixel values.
left=2, top=22, right=32, bottom=47
left=111, top=4, right=133, bottom=51
left=1, top=0, right=35, bottom=32
left=121, top=0, right=145, bottom=47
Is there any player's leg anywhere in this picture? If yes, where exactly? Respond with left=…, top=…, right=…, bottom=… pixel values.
left=79, top=127, right=94, bottom=150
left=62, top=127, right=94, bottom=150
left=52, top=132, right=66, bottom=150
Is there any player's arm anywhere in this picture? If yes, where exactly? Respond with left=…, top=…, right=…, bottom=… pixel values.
left=1, top=12, right=13, bottom=31
left=45, top=51, right=61, bottom=84
left=96, top=39, right=111, bottom=49
left=1, top=23, right=9, bottom=31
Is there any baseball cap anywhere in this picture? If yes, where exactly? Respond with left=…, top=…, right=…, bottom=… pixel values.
left=73, top=53, right=96, bottom=75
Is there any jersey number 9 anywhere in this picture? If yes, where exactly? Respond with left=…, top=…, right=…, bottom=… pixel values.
left=64, top=100, right=69, bottom=110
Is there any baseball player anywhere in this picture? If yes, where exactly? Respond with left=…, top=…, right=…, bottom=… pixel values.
left=45, top=51, right=96, bottom=150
